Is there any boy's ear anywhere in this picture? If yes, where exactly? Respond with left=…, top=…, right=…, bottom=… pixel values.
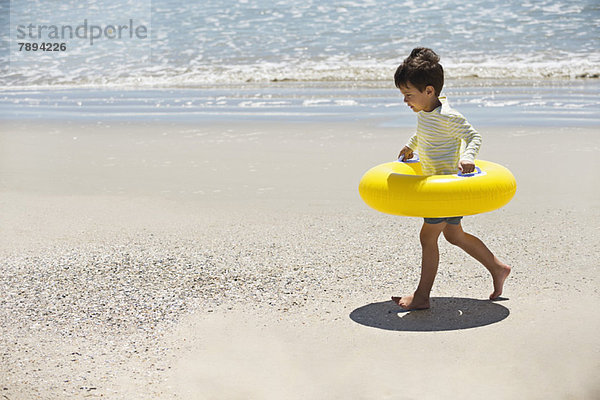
left=425, top=85, right=435, bottom=96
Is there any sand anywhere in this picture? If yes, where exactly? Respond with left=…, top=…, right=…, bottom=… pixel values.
left=0, top=119, right=599, bottom=399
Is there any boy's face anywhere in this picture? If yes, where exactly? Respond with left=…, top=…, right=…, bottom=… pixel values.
left=398, top=82, right=438, bottom=113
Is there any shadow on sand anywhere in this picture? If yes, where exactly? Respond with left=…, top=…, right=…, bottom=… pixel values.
left=349, top=297, right=509, bottom=332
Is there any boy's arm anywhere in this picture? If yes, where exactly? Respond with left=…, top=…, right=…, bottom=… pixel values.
left=448, top=116, right=481, bottom=173
left=398, top=133, right=418, bottom=160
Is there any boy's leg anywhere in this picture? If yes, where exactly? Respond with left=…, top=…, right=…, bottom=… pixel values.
left=442, top=223, right=511, bottom=299
left=392, top=221, right=445, bottom=310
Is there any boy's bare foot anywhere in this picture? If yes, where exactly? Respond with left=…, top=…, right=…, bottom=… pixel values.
left=391, top=294, right=430, bottom=310
left=490, top=264, right=511, bottom=300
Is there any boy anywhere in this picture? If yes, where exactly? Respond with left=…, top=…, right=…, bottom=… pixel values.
left=392, top=48, right=511, bottom=311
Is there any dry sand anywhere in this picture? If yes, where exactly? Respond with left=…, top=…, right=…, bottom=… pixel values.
left=0, top=119, right=599, bottom=399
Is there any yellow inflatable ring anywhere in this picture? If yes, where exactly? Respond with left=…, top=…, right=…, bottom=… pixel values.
left=358, top=156, right=516, bottom=217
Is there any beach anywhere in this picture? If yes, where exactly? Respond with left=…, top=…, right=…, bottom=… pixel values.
left=1, top=110, right=599, bottom=398
left=2, top=0, right=600, bottom=397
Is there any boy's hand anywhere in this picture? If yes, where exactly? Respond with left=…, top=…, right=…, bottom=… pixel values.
left=459, top=160, right=475, bottom=174
left=398, top=146, right=414, bottom=161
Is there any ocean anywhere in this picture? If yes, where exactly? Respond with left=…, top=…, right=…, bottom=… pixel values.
left=1, top=0, right=599, bottom=124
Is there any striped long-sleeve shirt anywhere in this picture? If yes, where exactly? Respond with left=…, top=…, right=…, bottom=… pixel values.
left=405, top=97, right=482, bottom=175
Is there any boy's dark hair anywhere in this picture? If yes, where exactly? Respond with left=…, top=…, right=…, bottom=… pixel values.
left=394, top=47, right=444, bottom=96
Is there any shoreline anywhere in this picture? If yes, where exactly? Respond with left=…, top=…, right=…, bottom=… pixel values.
left=1, top=80, right=599, bottom=127
left=2, top=76, right=600, bottom=90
